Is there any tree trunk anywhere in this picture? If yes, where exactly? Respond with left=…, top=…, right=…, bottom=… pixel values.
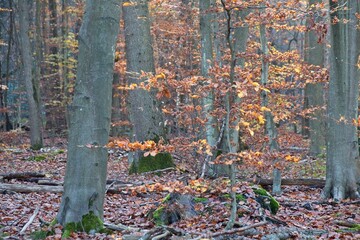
left=18, top=0, right=43, bottom=149
left=56, top=0, right=120, bottom=229
left=260, top=22, right=280, bottom=195
left=123, top=0, right=166, bottom=169
left=48, top=0, right=58, bottom=56
left=303, top=0, right=325, bottom=156
left=323, top=0, right=360, bottom=200
left=199, top=0, right=219, bottom=176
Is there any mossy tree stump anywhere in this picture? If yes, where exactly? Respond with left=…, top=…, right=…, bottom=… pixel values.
left=149, top=193, right=197, bottom=225
left=129, top=152, right=175, bottom=174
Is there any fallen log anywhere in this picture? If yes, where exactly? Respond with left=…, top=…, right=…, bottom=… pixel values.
left=0, top=183, right=132, bottom=194
left=251, top=177, right=325, bottom=188
left=0, top=183, right=62, bottom=193
left=0, top=172, right=45, bottom=180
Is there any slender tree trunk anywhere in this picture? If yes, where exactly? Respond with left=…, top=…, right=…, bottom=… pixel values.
left=57, top=0, right=120, bottom=229
left=48, top=0, right=58, bottom=56
left=111, top=72, right=122, bottom=137
left=200, top=0, right=219, bottom=176
left=260, top=23, right=280, bottom=195
left=323, top=0, right=360, bottom=200
left=18, top=0, right=43, bottom=149
left=0, top=0, right=14, bottom=131
left=123, top=0, right=166, bottom=168
left=303, top=0, right=325, bottom=156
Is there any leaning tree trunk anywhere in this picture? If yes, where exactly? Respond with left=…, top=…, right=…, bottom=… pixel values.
left=56, top=0, right=120, bottom=231
left=303, top=0, right=325, bottom=156
left=123, top=0, right=168, bottom=172
left=323, top=0, right=360, bottom=200
left=18, top=0, right=43, bottom=149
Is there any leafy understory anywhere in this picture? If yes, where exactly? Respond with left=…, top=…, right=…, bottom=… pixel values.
left=0, top=136, right=359, bottom=239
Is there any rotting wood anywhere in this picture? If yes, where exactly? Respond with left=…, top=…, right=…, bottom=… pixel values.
left=0, top=172, right=45, bottom=180
left=0, top=183, right=133, bottom=194
left=0, top=183, right=63, bottom=193
left=250, top=177, right=325, bottom=188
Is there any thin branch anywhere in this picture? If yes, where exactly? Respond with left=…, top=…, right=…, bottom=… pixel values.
left=192, top=221, right=268, bottom=239
left=20, top=206, right=40, bottom=235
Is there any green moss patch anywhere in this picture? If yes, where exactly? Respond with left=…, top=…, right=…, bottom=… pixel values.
left=31, top=229, right=55, bottom=240
left=129, top=152, right=175, bottom=174
left=253, top=187, right=280, bottom=215
left=222, top=194, right=246, bottom=202
left=152, top=206, right=166, bottom=226
left=336, top=224, right=360, bottom=233
left=63, top=211, right=103, bottom=237
left=27, top=154, right=47, bottom=162
left=194, top=197, right=208, bottom=203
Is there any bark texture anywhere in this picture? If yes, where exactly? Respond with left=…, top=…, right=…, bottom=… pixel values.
left=123, top=0, right=166, bottom=167
left=200, top=0, right=218, bottom=148
left=18, top=0, right=43, bottom=149
left=122, top=1, right=163, bottom=139
left=259, top=23, right=280, bottom=195
left=323, top=0, right=360, bottom=200
left=57, top=0, right=120, bottom=226
left=304, top=0, right=325, bottom=156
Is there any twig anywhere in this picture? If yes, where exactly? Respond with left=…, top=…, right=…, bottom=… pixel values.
left=105, top=181, right=116, bottom=194
left=334, top=220, right=360, bottom=228
left=192, top=221, right=268, bottom=239
left=104, top=222, right=140, bottom=232
left=152, top=230, right=171, bottom=240
left=344, top=200, right=360, bottom=205
left=20, top=206, right=40, bottom=235
left=142, top=167, right=176, bottom=174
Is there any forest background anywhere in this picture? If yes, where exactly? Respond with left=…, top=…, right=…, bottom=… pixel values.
left=0, top=0, right=360, bottom=239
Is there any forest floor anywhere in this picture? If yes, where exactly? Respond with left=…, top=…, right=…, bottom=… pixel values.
left=0, top=130, right=360, bottom=239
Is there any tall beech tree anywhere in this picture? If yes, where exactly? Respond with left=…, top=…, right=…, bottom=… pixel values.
left=56, top=0, right=120, bottom=232
left=304, top=0, right=325, bottom=156
left=123, top=0, right=169, bottom=172
left=323, top=0, right=360, bottom=200
left=18, top=0, right=43, bottom=149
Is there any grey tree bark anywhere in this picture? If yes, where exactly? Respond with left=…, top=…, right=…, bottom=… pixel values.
left=200, top=0, right=217, bottom=146
left=57, top=0, right=120, bottom=228
left=260, top=23, right=280, bottom=195
left=303, top=0, right=325, bottom=156
left=323, top=0, right=360, bottom=200
left=18, top=0, right=43, bottom=149
left=0, top=0, right=14, bottom=131
left=200, top=0, right=219, bottom=177
left=123, top=0, right=166, bottom=168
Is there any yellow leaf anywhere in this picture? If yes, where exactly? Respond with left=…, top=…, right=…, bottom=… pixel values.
left=191, top=95, right=200, bottom=99
left=222, top=72, right=230, bottom=78
left=260, top=106, right=271, bottom=112
left=248, top=128, right=254, bottom=136
left=262, top=87, right=271, bottom=93
left=241, top=121, right=250, bottom=127
left=258, top=115, right=265, bottom=125
left=237, top=90, right=247, bottom=98
left=123, top=2, right=134, bottom=7
left=294, top=66, right=301, bottom=74
left=155, top=73, right=166, bottom=79
left=251, top=82, right=260, bottom=91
